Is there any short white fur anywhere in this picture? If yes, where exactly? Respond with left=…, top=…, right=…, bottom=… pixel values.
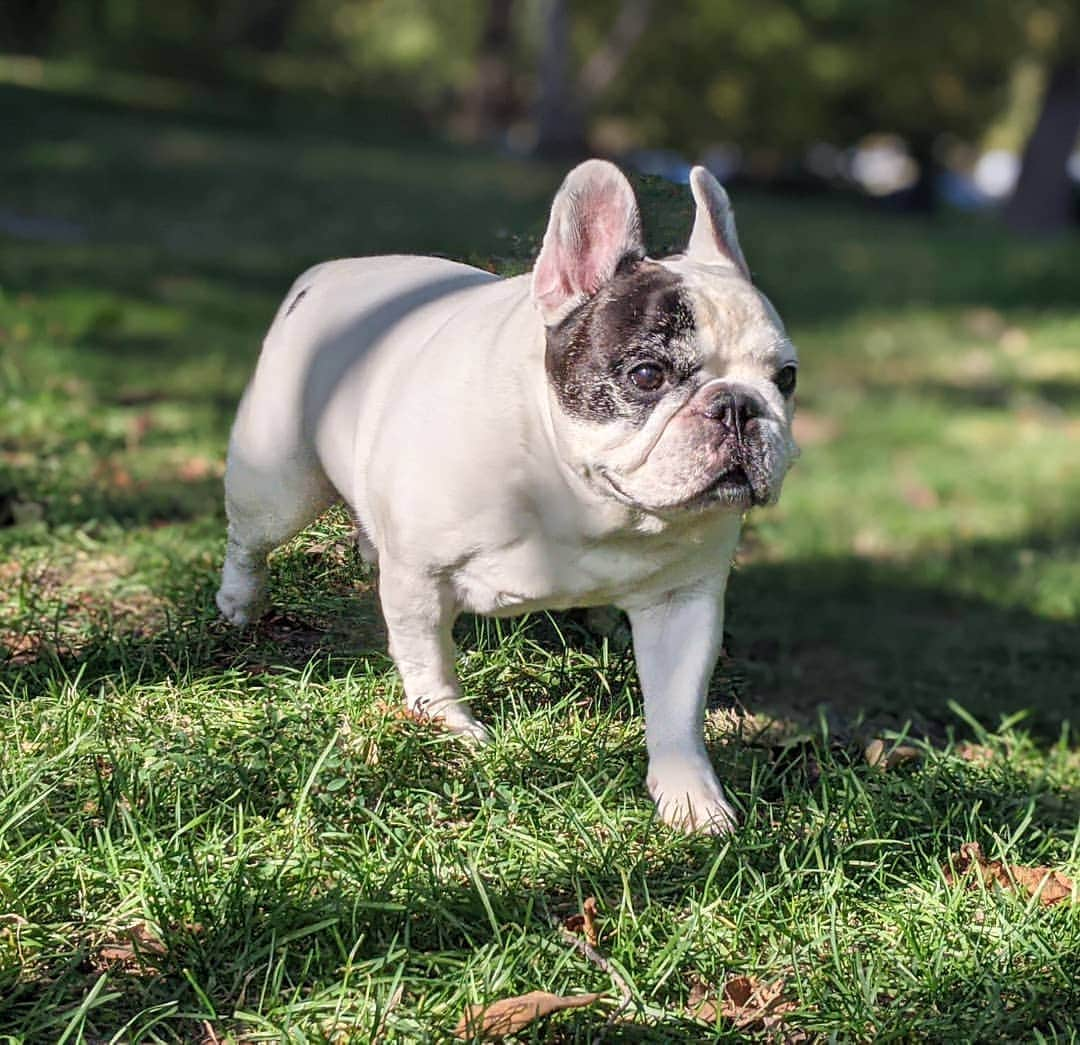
left=217, top=160, right=798, bottom=833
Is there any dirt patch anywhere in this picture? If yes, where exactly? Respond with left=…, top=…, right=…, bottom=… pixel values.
left=0, top=552, right=168, bottom=667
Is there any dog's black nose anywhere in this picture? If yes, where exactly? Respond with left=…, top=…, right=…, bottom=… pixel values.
left=705, top=388, right=763, bottom=437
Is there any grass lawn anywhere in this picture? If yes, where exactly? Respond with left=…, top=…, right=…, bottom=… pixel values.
left=2, top=61, right=1080, bottom=1041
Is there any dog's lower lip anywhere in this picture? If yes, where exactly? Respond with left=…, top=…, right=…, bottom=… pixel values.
left=711, top=466, right=749, bottom=490
left=598, top=465, right=762, bottom=512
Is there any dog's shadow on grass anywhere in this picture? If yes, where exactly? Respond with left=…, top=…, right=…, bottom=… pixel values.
left=6, top=521, right=1079, bottom=748
left=725, top=524, right=1080, bottom=743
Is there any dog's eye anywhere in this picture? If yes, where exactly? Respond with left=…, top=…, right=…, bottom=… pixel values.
left=774, top=365, right=797, bottom=396
left=628, top=362, right=665, bottom=392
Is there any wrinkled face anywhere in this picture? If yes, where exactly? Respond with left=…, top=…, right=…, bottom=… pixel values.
left=546, top=256, right=798, bottom=515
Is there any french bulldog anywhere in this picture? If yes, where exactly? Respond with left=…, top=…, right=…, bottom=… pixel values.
left=216, top=160, right=798, bottom=833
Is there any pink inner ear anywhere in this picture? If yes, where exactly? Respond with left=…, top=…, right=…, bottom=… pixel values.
left=533, top=241, right=572, bottom=308
left=534, top=169, right=640, bottom=319
left=575, top=194, right=629, bottom=294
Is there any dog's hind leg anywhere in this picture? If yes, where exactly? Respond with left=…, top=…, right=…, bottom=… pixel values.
left=216, top=444, right=336, bottom=627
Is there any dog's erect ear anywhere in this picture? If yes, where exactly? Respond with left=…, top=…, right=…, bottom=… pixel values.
left=686, top=166, right=750, bottom=280
left=532, top=159, right=644, bottom=326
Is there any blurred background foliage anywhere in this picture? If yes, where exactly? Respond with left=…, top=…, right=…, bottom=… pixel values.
left=2, top=0, right=1078, bottom=230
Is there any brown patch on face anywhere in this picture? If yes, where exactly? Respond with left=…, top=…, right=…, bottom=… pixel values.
left=545, top=259, right=698, bottom=424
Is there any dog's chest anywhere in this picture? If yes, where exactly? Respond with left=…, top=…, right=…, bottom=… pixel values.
left=452, top=518, right=740, bottom=616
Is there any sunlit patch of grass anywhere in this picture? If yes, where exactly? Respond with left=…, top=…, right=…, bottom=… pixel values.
left=2, top=67, right=1079, bottom=1040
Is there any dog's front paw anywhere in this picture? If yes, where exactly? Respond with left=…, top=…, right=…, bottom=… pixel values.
left=406, top=696, right=492, bottom=747
left=647, top=758, right=738, bottom=835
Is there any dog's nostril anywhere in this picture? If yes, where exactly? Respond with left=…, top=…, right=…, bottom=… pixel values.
left=705, top=389, right=761, bottom=431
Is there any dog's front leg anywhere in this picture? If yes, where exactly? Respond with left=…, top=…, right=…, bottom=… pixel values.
left=626, top=582, right=737, bottom=834
left=379, top=567, right=490, bottom=745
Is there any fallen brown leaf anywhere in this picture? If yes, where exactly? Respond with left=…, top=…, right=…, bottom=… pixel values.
left=178, top=456, right=214, bottom=481
left=1, top=633, right=41, bottom=666
left=109, top=466, right=134, bottom=490
left=955, top=742, right=994, bottom=765
left=126, top=411, right=154, bottom=450
left=96, top=920, right=168, bottom=973
left=690, top=974, right=803, bottom=1037
left=372, top=698, right=472, bottom=732
left=944, top=842, right=1074, bottom=907
left=864, top=738, right=921, bottom=771
left=565, top=896, right=600, bottom=948
left=454, top=990, right=604, bottom=1040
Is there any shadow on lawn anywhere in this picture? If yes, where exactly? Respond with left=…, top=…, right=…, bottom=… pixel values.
left=5, top=521, right=1079, bottom=747
left=6, top=730, right=1078, bottom=1041
left=6, top=78, right=1080, bottom=338
left=728, top=530, right=1080, bottom=741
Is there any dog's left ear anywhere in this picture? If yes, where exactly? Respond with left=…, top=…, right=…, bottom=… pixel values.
left=532, top=159, right=644, bottom=326
left=687, top=166, right=751, bottom=280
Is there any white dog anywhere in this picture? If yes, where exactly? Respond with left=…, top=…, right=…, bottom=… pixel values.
left=217, top=160, right=798, bottom=832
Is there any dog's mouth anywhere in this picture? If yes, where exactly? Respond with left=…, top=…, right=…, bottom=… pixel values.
left=704, top=465, right=755, bottom=503
left=599, top=461, right=766, bottom=514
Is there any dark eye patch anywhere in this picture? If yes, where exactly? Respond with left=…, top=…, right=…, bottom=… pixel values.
left=545, top=260, right=698, bottom=423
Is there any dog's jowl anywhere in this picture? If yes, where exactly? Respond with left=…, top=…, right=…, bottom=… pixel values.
left=217, top=160, right=799, bottom=833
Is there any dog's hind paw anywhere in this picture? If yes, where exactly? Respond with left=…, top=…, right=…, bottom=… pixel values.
left=215, top=585, right=263, bottom=627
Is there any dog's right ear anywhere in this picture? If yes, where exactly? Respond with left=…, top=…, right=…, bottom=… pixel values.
left=532, top=160, right=644, bottom=326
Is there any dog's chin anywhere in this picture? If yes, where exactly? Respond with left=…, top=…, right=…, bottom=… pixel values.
left=680, top=465, right=768, bottom=512
left=598, top=464, right=768, bottom=515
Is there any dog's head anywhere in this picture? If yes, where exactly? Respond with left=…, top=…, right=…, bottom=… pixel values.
left=534, top=160, right=798, bottom=515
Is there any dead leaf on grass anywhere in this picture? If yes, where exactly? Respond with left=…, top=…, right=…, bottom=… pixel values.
left=453, top=990, right=604, bottom=1040
left=178, top=456, right=214, bottom=481
left=1, top=633, right=42, bottom=666
left=689, top=975, right=804, bottom=1038
left=304, top=539, right=351, bottom=564
left=943, top=842, right=1074, bottom=906
left=564, top=896, right=600, bottom=948
left=126, top=411, right=154, bottom=450
left=96, top=920, right=168, bottom=974
left=955, top=742, right=994, bottom=765
left=372, top=698, right=474, bottom=734
left=864, top=738, right=921, bottom=771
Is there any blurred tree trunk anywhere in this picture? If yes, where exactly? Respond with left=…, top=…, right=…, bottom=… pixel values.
left=1005, top=60, right=1080, bottom=233
left=535, top=0, right=653, bottom=158
left=905, top=133, right=940, bottom=213
left=535, top=0, right=583, bottom=156
left=0, top=0, right=61, bottom=53
left=461, top=0, right=518, bottom=141
left=216, top=0, right=300, bottom=52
